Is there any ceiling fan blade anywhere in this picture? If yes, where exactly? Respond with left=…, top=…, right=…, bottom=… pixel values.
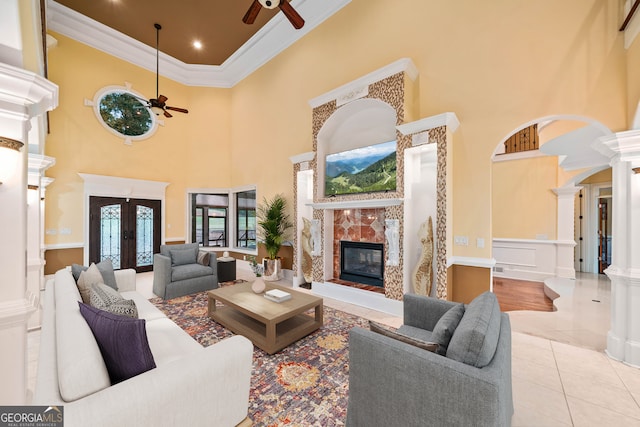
left=157, top=94, right=168, bottom=104
left=279, top=1, right=304, bottom=29
left=165, top=106, right=189, bottom=114
left=243, top=0, right=262, bottom=24
left=163, top=110, right=173, bottom=118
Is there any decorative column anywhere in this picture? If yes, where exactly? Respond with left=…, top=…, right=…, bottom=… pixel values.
left=0, top=59, right=58, bottom=404
left=552, top=186, right=581, bottom=279
left=594, top=131, right=640, bottom=366
left=27, top=155, right=56, bottom=330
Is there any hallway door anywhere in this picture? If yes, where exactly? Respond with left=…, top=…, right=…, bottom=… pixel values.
left=89, top=197, right=161, bottom=272
left=598, top=198, right=611, bottom=274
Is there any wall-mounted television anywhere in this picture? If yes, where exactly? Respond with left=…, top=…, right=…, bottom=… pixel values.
left=325, top=140, right=397, bottom=196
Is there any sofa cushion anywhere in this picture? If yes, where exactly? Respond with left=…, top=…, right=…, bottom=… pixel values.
left=120, top=291, right=168, bottom=321
left=446, top=291, right=502, bottom=368
left=144, top=317, right=203, bottom=366
left=54, top=270, right=111, bottom=401
left=90, top=283, right=138, bottom=319
left=369, top=321, right=438, bottom=353
left=72, top=259, right=118, bottom=290
left=160, top=242, right=199, bottom=258
left=430, top=303, right=465, bottom=356
left=79, top=303, right=156, bottom=384
left=76, top=263, right=105, bottom=304
left=171, top=263, right=213, bottom=282
left=170, top=248, right=198, bottom=266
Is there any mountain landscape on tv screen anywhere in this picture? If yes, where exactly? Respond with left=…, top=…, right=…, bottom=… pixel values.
left=325, top=141, right=397, bottom=196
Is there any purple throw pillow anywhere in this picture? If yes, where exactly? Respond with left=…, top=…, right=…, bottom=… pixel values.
left=79, top=302, right=156, bottom=384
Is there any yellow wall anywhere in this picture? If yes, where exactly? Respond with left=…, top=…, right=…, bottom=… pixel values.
left=580, top=168, right=613, bottom=184
left=626, top=30, right=640, bottom=127
left=45, top=33, right=231, bottom=244
left=492, top=156, right=558, bottom=239
left=229, top=0, right=626, bottom=259
left=44, top=0, right=629, bottom=265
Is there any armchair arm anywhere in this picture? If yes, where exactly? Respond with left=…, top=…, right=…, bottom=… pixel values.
left=152, top=254, right=171, bottom=298
left=208, top=251, right=218, bottom=276
left=347, top=327, right=510, bottom=427
left=403, top=293, right=458, bottom=331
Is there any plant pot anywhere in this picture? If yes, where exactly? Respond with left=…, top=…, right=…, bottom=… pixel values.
left=262, top=258, right=282, bottom=281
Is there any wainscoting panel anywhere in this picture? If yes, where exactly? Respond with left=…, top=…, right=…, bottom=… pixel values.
left=493, top=238, right=558, bottom=282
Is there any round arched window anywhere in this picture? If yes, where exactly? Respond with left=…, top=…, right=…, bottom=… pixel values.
left=91, top=85, right=158, bottom=144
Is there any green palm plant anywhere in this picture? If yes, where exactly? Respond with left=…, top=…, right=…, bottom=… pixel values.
left=257, top=194, right=293, bottom=260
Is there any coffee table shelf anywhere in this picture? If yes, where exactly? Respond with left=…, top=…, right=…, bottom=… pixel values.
left=208, top=282, right=323, bottom=354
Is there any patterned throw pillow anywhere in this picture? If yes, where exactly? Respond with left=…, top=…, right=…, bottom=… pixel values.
left=197, top=251, right=210, bottom=266
left=77, top=263, right=105, bottom=304
left=79, top=303, right=156, bottom=384
left=90, top=283, right=138, bottom=319
left=369, top=321, right=439, bottom=353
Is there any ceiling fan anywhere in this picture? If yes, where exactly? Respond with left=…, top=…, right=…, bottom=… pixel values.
left=141, top=23, right=188, bottom=118
left=243, top=0, right=305, bottom=30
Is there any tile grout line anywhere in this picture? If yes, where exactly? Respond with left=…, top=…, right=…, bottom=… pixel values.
left=551, top=343, right=575, bottom=427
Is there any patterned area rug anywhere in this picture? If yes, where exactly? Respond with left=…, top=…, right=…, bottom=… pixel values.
left=150, top=287, right=368, bottom=426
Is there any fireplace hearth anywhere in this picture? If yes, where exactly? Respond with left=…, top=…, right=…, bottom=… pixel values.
left=340, top=241, right=384, bottom=287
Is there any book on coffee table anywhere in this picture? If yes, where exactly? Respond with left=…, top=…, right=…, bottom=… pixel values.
left=264, top=289, right=291, bottom=303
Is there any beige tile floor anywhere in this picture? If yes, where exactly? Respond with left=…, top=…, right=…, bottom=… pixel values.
left=29, top=271, right=640, bottom=426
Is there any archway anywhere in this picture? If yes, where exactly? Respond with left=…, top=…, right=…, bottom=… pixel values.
left=491, top=115, right=612, bottom=281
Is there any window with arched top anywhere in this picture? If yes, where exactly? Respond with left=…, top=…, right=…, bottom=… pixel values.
left=503, top=124, right=539, bottom=153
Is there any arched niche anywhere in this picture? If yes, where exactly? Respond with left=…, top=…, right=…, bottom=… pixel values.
left=316, top=98, right=397, bottom=197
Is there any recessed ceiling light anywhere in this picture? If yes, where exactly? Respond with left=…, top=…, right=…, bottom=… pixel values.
left=193, top=41, right=202, bottom=50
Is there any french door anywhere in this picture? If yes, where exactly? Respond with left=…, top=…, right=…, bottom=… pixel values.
left=89, top=197, right=161, bottom=273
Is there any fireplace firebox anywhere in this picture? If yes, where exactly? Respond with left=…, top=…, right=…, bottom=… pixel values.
left=340, top=241, right=384, bottom=287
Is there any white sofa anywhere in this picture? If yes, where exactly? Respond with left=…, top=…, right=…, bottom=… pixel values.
left=34, top=267, right=254, bottom=427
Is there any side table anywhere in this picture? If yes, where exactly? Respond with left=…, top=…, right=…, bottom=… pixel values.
left=217, top=258, right=236, bottom=283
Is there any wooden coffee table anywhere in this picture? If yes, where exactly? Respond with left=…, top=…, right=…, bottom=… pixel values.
left=207, top=281, right=323, bottom=354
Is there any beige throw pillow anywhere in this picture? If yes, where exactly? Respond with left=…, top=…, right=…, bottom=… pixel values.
left=77, top=263, right=104, bottom=304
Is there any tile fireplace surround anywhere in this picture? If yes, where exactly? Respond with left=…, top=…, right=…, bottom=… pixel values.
left=331, top=208, right=385, bottom=280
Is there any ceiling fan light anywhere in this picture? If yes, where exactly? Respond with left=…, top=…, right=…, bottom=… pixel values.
left=150, top=106, right=164, bottom=116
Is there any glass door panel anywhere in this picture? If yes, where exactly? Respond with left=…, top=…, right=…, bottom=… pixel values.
left=99, top=204, right=122, bottom=269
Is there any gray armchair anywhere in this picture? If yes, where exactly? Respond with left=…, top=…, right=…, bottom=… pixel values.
left=347, top=292, right=513, bottom=427
left=153, top=243, right=218, bottom=299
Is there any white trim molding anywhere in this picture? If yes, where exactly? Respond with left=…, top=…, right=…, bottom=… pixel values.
left=492, top=238, right=575, bottom=282
left=0, top=293, right=38, bottom=328
left=397, top=112, right=460, bottom=136
left=307, top=198, right=403, bottom=210
left=308, top=58, right=418, bottom=108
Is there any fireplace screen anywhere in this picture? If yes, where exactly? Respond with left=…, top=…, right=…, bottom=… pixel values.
left=340, top=241, right=384, bottom=287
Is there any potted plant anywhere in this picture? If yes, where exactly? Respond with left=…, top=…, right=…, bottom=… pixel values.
left=257, top=194, right=293, bottom=281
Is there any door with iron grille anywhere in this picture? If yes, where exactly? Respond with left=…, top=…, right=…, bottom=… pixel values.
left=89, top=197, right=161, bottom=273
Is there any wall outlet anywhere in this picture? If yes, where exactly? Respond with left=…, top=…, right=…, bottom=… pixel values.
left=454, top=236, right=468, bottom=246
left=477, top=238, right=485, bottom=248
left=60, top=228, right=72, bottom=235
left=45, top=229, right=57, bottom=235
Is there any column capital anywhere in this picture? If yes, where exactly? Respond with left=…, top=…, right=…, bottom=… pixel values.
left=552, top=185, right=583, bottom=197
left=595, top=130, right=640, bottom=164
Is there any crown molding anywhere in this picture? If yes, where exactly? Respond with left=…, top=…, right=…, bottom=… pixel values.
left=308, top=58, right=419, bottom=108
left=47, top=0, right=351, bottom=88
